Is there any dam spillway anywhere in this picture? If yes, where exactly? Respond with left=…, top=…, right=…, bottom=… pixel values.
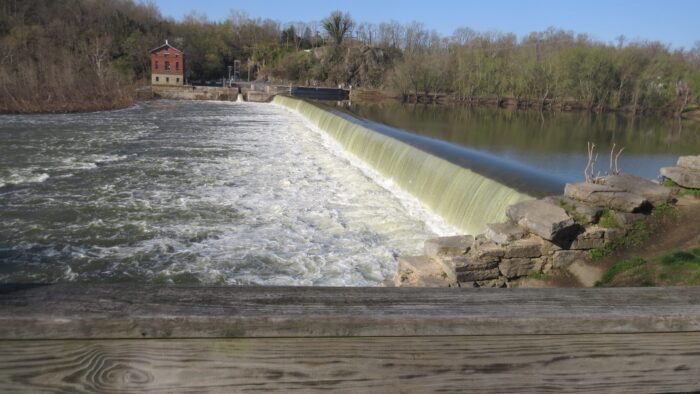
left=274, top=96, right=562, bottom=235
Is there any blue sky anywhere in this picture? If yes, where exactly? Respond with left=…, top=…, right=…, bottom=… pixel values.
left=151, top=0, right=699, bottom=49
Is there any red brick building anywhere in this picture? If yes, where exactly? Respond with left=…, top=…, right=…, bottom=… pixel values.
left=150, top=40, right=185, bottom=86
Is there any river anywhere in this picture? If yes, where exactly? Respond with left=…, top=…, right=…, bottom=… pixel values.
left=0, top=100, right=449, bottom=285
left=2, top=99, right=698, bottom=285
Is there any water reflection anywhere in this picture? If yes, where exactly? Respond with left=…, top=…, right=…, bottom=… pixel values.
left=342, top=102, right=700, bottom=181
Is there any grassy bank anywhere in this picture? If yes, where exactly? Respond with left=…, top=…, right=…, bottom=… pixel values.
left=596, top=242, right=700, bottom=287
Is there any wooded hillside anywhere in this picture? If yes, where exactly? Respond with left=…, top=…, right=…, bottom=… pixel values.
left=1, top=0, right=698, bottom=114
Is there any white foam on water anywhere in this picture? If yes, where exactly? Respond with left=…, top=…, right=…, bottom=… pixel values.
left=1, top=100, right=444, bottom=286
left=275, top=102, right=460, bottom=237
left=0, top=167, right=50, bottom=187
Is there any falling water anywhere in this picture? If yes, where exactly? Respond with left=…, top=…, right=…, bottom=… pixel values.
left=274, top=96, right=536, bottom=235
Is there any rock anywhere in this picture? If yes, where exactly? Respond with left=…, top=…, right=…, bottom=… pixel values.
left=504, top=238, right=542, bottom=258
left=571, top=227, right=606, bottom=250
left=604, top=227, right=625, bottom=240
left=540, top=239, right=562, bottom=256
left=599, top=174, right=673, bottom=205
left=456, top=267, right=501, bottom=282
left=564, top=182, right=650, bottom=212
left=543, top=195, right=604, bottom=224
left=571, top=237, right=605, bottom=250
left=424, top=235, right=474, bottom=259
left=393, top=255, right=456, bottom=287
left=567, top=260, right=605, bottom=287
left=475, top=277, right=507, bottom=288
left=677, top=155, right=700, bottom=170
left=660, top=166, right=700, bottom=189
left=484, top=222, right=527, bottom=245
left=499, top=258, right=536, bottom=278
left=453, top=255, right=499, bottom=272
left=613, top=211, right=646, bottom=227
left=472, top=241, right=505, bottom=260
left=505, top=200, right=578, bottom=243
left=552, top=250, right=588, bottom=269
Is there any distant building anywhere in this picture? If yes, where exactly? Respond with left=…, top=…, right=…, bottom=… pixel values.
left=150, top=40, right=185, bottom=86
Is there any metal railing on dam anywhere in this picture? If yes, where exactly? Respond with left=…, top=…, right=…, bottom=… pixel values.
left=0, top=284, right=699, bottom=392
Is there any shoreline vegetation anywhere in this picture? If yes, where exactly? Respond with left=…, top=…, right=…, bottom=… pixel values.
left=2, top=1, right=700, bottom=115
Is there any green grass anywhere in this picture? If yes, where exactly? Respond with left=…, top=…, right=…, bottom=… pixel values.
left=589, top=218, right=650, bottom=260
left=598, top=209, right=621, bottom=229
left=663, top=178, right=700, bottom=197
left=597, top=247, right=700, bottom=287
left=595, top=257, right=646, bottom=286
left=528, top=271, right=548, bottom=280
left=651, top=202, right=675, bottom=218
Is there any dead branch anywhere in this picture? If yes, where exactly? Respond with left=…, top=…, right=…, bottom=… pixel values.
left=613, top=146, right=625, bottom=175
left=585, top=142, right=598, bottom=183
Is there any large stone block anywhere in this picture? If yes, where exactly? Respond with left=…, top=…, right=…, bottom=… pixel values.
left=424, top=235, right=474, bottom=259
left=484, top=222, right=527, bottom=245
left=472, top=241, right=506, bottom=260
left=660, top=166, right=700, bottom=189
left=570, top=227, right=606, bottom=250
left=564, top=182, right=650, bottom=212
left=506, top=200, right=578, bottom=243
left=499, top=258, right=537, bottom=278
left=677, top=155, right=700, bottom=170
left=599, top=174, right=673, bottom=205
left=453, top=255, right=499, bottom=272
left=504, top=238, right=543, bottom=258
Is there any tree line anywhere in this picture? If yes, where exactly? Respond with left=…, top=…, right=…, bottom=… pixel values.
left=1, top=0, right=698, bottom=114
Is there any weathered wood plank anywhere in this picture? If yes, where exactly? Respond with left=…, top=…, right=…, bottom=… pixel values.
left=1, top=333, right=699, bottom=393
left=2, top=284, right=700, bottom=339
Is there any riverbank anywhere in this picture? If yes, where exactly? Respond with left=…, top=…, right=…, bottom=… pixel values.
left=392, top=155, right=700, bottom=289
left=0, top=92, right=136, bottom=115
left=350, top=89, right=700, bottom=119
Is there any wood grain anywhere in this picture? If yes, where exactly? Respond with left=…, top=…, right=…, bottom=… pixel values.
left=1, top=333, right=699, bottom=393
left=2, top=284, right=700, bottom=339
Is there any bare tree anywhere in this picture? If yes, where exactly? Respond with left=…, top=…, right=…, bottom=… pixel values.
left=322, top=11, right=354, bottom=46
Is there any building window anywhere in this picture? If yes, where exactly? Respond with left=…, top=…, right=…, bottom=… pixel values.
left=155, top=76, right=159, bottom=82
left=176, top=78, right=180, bottom=83
left=165, top=61, right=170, bottom=71
left=175, top=62, right=179, bottom=71
left=166, top=77, right=170, bottom=83
left=155, top=60, right=159, bottom=70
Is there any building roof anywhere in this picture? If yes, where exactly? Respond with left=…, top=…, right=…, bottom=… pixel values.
left=150, top=40, right=184, bottom=54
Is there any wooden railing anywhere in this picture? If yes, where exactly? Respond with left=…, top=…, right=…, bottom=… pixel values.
left=1, top=284, right=699, bottom=392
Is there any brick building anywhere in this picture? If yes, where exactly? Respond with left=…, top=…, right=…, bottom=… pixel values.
left=150, top=40, right=185, bottom=86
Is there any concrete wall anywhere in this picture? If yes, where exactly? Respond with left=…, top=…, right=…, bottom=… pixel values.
left=152, top=74, right=184, bottom=86
left=152, top=86, right=238, bottom=101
